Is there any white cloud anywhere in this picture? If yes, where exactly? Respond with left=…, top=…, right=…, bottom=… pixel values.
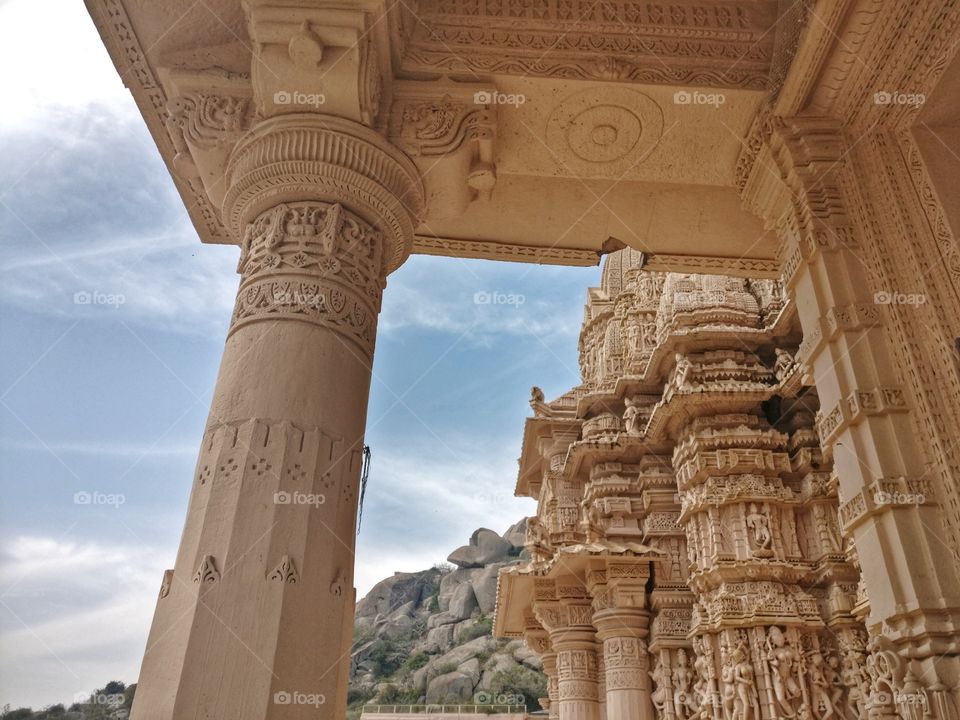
left=0, top=195, right=240, bottom=336
left=0, top=0, right=132, bottom=132
left=354, top=440, right=534, bottom=594
left=380, top=258, right=590, bottom=344
left=0, top=437, right=199, bottom=460
left=0, top=536, right=165, bottom=708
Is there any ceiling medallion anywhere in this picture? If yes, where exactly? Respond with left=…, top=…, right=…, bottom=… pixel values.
left=547, top=87, right=663, bottom=176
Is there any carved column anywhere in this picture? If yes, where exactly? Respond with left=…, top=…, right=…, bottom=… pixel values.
left=543, top=650, right=561, bottom=720
left=130, top=115, right=422, bottom=720
left=762, top=118, right=960, bottom=719
left=595, top=609, right=654, bottom=720
left=588, top=560, right=654, bottom=720
left=536, top=595, right=602, bottom=720
left=554, top=629, right=602, bottom=720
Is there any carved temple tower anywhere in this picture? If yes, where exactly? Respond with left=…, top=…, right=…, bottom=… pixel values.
left=494, top=249, right=936, bottom=720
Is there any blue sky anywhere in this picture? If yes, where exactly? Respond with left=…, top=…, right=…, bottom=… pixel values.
left=0, top=0, right=598, bottom=709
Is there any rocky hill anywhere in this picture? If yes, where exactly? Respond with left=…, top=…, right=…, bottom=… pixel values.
left=348, top=521, right=545, bottom=717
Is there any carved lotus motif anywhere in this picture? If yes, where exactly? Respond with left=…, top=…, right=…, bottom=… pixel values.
left=289, top=252, right=311, bottom=267
left=318, top=257, right=341, bottom=275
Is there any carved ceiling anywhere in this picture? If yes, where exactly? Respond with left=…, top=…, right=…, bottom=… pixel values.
left=85, top=0, right=955, bottom=273
left=397, top=0, right=785, bottom=91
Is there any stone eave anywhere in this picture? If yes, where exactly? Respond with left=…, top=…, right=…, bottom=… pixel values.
left=84, top=0, right=236, bottom=245
left=494, top=544, right=664, bottom=637
left=516, top=415, right=582, bottom=498
left=560, top=433, right=675, bottom=486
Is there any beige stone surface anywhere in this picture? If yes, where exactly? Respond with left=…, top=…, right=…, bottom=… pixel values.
left=81, top=0, right=960, bottom=717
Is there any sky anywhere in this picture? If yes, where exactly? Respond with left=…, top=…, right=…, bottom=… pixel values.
left=0, top=0, right=599, bottom=709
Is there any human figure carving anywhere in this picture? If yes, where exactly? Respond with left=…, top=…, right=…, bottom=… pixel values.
left=692, top=636, right=713, bottom=718
left=732, top=643, right=759, bottom=720
left=650, top=657, right=671, bottom=716
left=774, top=348, right=795, bottom=381
left=623, top=396, right=642, bottom=435
left=808, top=652, right=837, bottom=720
left=746, top=503, right=774, bottom=557
left=674, top=353, right=692, bottom=391
left=721, top=640, right=736, bottom=720
left=824, top=655, right=849, bottom=720
left=839, top=651, right=869, bottom=720
left=767, top=626, right=802, bottom=718
left=673, top=648, right=699, bottom=720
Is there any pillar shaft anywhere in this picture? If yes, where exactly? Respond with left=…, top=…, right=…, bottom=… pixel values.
left=766, top=117, right=960, bottom=718
left=553, top=629, right=602, bottom=720
left=595, top=608, right=654, bottom=720
left=130, top=116, right=422, bottom=720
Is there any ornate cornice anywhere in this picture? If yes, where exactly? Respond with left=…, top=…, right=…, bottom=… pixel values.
left=400, top=0, right=780, bottom=90
left=413, top=235, right=600, bottom=267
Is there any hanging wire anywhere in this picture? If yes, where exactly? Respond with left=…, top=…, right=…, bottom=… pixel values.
left=357, top=445, right=371, bottom=534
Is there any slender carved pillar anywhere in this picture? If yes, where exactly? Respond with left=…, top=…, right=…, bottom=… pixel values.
left=554, top=628, right=602, bottom=720
left=769, top=119, right=960, bottom=718
left=596, top=644, right=607, bottom=720
left=130, top=115, right=423, bottom=720
left=587, top=560, right=654, bottom=720
left=595, top=608, right=654, bottom=720
left=543, top=650, right=561, bottom=720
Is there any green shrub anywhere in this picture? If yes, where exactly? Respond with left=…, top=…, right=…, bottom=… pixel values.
left=489, top=666, right=548, bottom=711
left=401, top=651, right=430, bottom=674
left=457, top=615, right=493, bottom=644
left=370, top=639, right=405, bottom=678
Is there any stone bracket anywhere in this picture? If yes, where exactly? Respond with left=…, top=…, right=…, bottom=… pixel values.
left=388, top=81, right=498, bottom=219
left=245, top=3, right=383, bottom=124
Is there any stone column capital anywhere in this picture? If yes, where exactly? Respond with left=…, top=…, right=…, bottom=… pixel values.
left=224, top=114, right=424, bottom=277
left=593, top=607, right=650, bottom=641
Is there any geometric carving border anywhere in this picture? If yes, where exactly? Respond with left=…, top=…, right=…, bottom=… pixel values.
left=412, top=235, right=601, bottom=267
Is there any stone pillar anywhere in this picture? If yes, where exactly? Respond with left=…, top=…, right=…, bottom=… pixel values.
left=130, top=115, right=422, bottom=720
left=542, top=650, right=561, bottom=720
left=595, top=608, right=654, bottom=720
left=596, top=645, right=607, bottom=720
left=553, top=628, right=602, bottom=720
left=765, top=117, right=960, bottom=717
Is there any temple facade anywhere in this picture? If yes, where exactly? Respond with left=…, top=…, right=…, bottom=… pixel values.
left=82, top=0, right=960, bottom=718
left=494, top=248, right=877, bottom=720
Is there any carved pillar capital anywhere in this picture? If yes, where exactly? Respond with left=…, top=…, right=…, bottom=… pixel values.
left=230, top=200, right=387, bottom=358
left=224, top=115, right=424, bottom=276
